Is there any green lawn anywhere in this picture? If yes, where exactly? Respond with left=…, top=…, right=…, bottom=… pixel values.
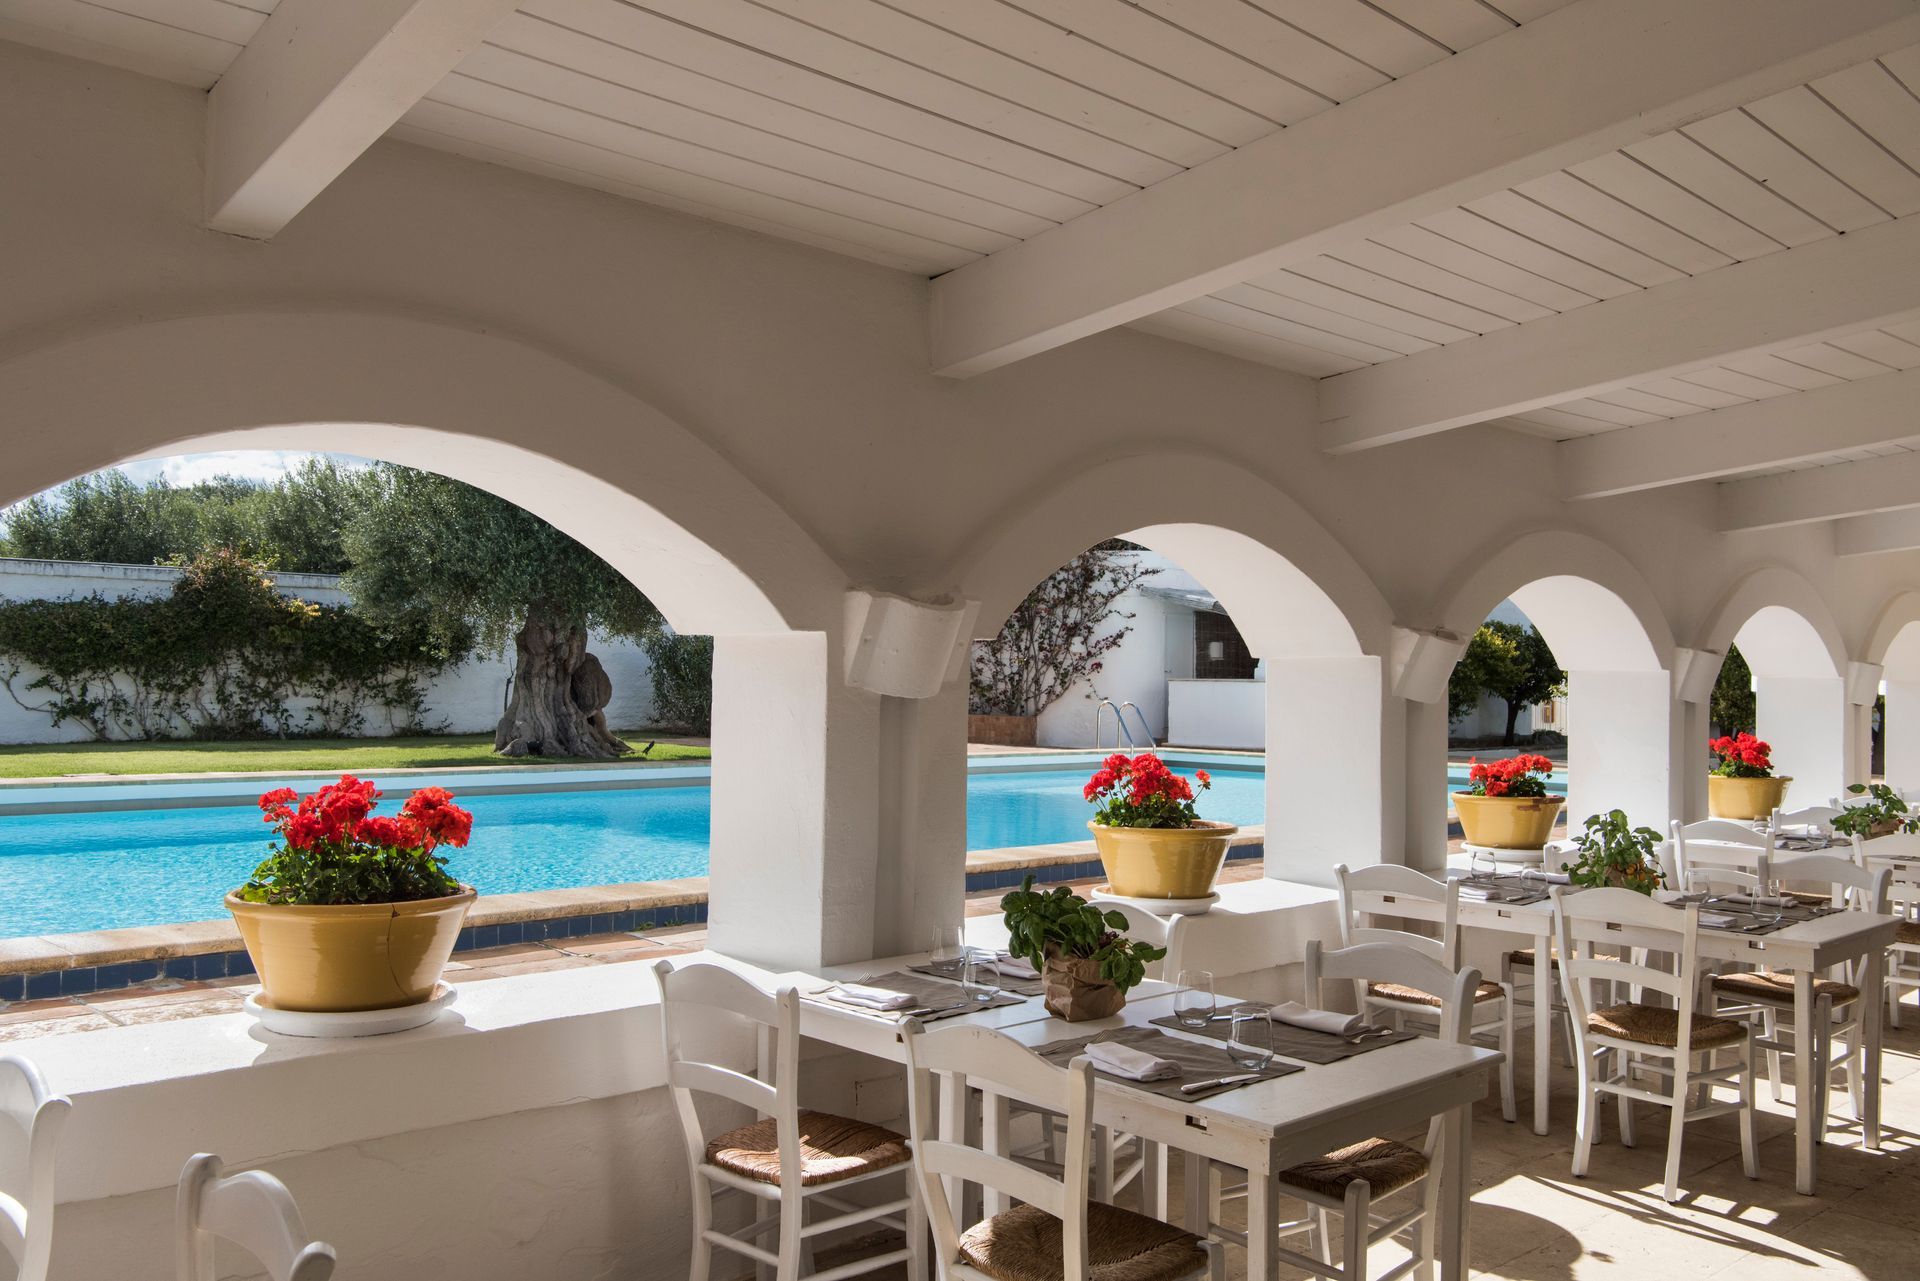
left=0, top=734, right=710, bottom=779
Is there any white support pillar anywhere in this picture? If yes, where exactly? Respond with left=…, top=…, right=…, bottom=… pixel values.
left=1564, top=670, right=1671, bottom=834
left=1887, top=680, right=1920, bottom=791
left=1847, top=661, right=1884, bottom=790
left=1262, top=656, right=1397, bottom=885
left=706, top=632, right=883, bottom=971
left=1755, top=675, right=1850, bottom=810
left=1403, top=700, right=1452, bottom=874
left=871, top=679, right=969, bottom=958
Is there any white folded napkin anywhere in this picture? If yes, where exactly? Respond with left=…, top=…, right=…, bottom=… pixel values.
left=1520, top=871, right=1573, bottom=885
left=826, top=982, right=914, bottom=1010
left=1721, top=894, right=1794, bottom=907
left=1699, top=911, right=1739, bottom=930
left=1267, top=1002, right=1365, bottom=1036
left=1083, top=1040, right=1182, bottom=1082
left=989, top=952, right=1038, bottom=979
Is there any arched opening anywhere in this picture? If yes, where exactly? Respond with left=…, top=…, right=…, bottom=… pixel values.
left=1870, top=592, right=1920, bottom=789
left=0, top=314, right=862, bottom=970
left=956, top=457, right=1392, bottom=889
left=1436, top=533, right=1674, bottom=846
left=1701, top=570, right=1852, bottom=815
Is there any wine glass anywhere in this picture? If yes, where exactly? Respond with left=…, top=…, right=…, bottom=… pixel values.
left=962, top=949, right=1001, bottom=1003
left=1228, top=1005, right=1273, bottom=1071
left=929, top=925, right=964, bottom=976
left=1173, top=969, right=1214, bottom=1028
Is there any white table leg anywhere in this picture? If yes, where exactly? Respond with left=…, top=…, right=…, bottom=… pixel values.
left=1245, top=1145, right=1280, bottom=1281
left=1533, top=925, right=1553, bottom=1136
left=1864, top=945, right=1886, bottom=1152
left=1141, top=1140, right=1168, bottom=1219
left=1182, top=1150, right=1209, bottom=1233
left=1794, top=970, right=1818, bottom=1195
left=1440, top=1102, right=1474, bottom=1279
left=982, top=1091, right=1011, bottom=1218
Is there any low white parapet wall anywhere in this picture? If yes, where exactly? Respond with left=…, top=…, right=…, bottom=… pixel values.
left=27, top=882, right=1340, bottom=1280
left=1166, top=678, right=1265, bottom=750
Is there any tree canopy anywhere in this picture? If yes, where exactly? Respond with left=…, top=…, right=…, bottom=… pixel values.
left=1448, top=620, right=1567, bottom=746
left=1711, top=644, right=1756, bottom=736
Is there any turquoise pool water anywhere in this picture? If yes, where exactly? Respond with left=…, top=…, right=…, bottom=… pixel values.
left=0, top=754, right=1559, bottom=937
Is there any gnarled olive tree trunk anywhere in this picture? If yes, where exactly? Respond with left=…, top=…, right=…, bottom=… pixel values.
left=494, top=608, right=628, bottom=759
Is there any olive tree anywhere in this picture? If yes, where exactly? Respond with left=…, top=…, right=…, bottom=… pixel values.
left=342, top=466, right=664, bottom=758
left=1447, top=620, right=1567, bottom=746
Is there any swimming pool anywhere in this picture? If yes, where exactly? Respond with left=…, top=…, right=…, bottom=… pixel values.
left=0, top=753, right=1252, bottom=937
left=0, top=753, right=1558, bottom=937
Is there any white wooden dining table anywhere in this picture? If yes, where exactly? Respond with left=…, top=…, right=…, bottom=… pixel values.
left=772, top=952, right=1500, bottom=1281
left=1379, top=882, right=1898, bottom=1193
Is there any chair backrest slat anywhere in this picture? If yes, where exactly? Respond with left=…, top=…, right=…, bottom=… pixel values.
left=1335, top=863, right=1457, bottom=966
left=1769, top=852, right=1889, bottom=914
left=1672, top=819, right=1772, bottom=887
left=0, top=1056, right=69, bottom=1281
left=176, top=1155, right=335, bottom=1281
left=1305, top=940, right=1479, bottom=1044
left=904, top=1024, right=1094, bottom=1281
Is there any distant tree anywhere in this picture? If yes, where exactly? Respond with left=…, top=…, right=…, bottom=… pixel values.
left=342, top=466, right=665, bottom=759
left=644, top=633, right=713, bottom=735
left=1711, top=644, right=1757, bottom=737
left=1448, top=621, right=1567, bottom=746
left=969, top=547, right=1156, bottom=719
left=0, top=471, right=203, bottom=565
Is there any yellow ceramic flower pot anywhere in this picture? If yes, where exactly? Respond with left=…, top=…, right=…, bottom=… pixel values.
left=1707, top=774, right=1791, bottom=820
left=227, top=888, right=476, bottom=1013
left=1453, top=794, right=1564, bottom=850
left=1088, top=820, right=1237, bottom=899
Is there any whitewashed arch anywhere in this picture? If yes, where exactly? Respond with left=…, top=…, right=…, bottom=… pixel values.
left=1867, top=590, right=1920, bottom=678
left=952, top=452, right=1391, bottom=658
left=1699, top=567, right=1846, bottom=679
left=0, top=312, right=847, bottom=635
left=1434, top=528, right=1673, bottom=671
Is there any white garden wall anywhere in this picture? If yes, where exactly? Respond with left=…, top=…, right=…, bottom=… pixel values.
left=0, top=558, right=659, bottom=744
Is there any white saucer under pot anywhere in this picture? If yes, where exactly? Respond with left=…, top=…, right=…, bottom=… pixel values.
left=1090, top=885, right=1221, bottom=916
left=244, top=983, right=458, bottom=1038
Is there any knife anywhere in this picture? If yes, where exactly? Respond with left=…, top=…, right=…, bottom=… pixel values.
left=1179, top=1072, right=1262, bottom=1094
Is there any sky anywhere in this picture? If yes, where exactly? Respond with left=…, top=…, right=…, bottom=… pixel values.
left=113, top=450, right=360, bottom=487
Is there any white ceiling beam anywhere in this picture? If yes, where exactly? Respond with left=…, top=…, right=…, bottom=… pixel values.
left=926, top=0, right=1920, bottom=378
left=205, top=0, right=521, bottom=238
left=1323, top=212, right=1920, bottom=453
left=1560, top=367, right=1920, bottom=499
left=1720, top=452, right=1920, bottom=532
left=1837, top=508, right=1920, bottom=556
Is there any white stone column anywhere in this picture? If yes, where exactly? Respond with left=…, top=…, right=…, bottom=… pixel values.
left=1887, top=680, right=1920, bottom=790
left=1564, top=669, right=1671, bottom=833
left=1262, top=655, right=1397, bottom=885
left=1755, top=675, right=1849, bottom=810
left=706, top=632, right=883, bottom=971
left=870, top=679, right=969, bottom=958
left=1402, top=699, right=1452, bottom=873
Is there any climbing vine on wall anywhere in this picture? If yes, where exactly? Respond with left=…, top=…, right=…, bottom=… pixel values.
left=0, top=550, right=464, bottom=741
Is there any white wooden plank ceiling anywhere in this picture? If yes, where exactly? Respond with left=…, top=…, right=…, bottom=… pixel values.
left=1142, top=45, right=1920, bottom=396
left=0, top=0, right=1571, bottom=272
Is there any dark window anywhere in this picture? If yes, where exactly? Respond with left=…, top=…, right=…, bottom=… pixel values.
left=1193, top=611, right=1257, bottom=680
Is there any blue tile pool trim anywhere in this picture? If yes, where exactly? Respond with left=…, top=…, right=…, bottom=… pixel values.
left=0, top=847, right=1251, bottom=1004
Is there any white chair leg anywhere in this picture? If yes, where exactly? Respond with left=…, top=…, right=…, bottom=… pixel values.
left=1342, top=1181, right=1370, bottom=1281
left=1763, top=1007, right=1785, bottom=1102
left=1890, top=980, right=1904, bottom=1030
left=1739, top=1036, right=1760, bottom=1180
left=1811, top=994, right=1834, bottom=1141
left=1499, top=998, right=1518, bottom=1123
left=1202, top=1239, right=1226, bottom=1281
left=1571, top=1052, right=1598, bottom=1178
left=1093, top=1127, right=1115, bottom=1203
left=1849, top=1023, right=1867, bottom=1122
left=1413, top=1165, right=1442, bottom=1281
left=1617, top=1068, right=1637, bottom=1150
left=1662, top=1072, right=1689, bottom=1204
left=1313, top=1206, right=1335, bottom=1266
left=778, top=1187, right=805, bottom=1281
left=689, top=1178, right=714, bottom=1281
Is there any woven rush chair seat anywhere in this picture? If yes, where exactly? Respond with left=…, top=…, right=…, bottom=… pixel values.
left=1275, top=1136, right=1429, bottom=1200
left=1711, top=970, right=1861, bottom=1005
left=1368, top=979, right=1503, bottom=1007
left=1506, top=948, right=1559, bottom=969
left=956, top=1199, right=1207, bottom=1281
left=1897, top=921, right=1920, bottom=947
left=705, top=1110, right=910, bottom=1187
left=1588, top=1002, right=1744, bottom=1050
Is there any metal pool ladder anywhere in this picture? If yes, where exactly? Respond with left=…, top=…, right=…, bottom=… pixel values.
left=1094, top=699, right=1155, bottom=751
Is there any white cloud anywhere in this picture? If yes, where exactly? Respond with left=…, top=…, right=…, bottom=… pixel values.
left=114, top=451, right=366, bottom=487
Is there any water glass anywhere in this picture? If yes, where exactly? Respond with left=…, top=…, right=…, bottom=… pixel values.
left=929, top=925, right=965, bottom=975
left=1228, top=1005, right=1273, bottom=1071
left=1173, top=969, right=1214, bottom=1028
left=962, top=949, right=1001, bottom=1003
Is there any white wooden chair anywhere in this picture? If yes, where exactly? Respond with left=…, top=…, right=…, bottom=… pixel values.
left=1335, top=863, right=1517, bottom=1123
left=1203, top=940, right=1476, bottom=1281
left=1670, top=818, right=1774, bottom=892
left=1097, top=900, right=1191, bottom=981
left=0, top=1055, right=70, bottom=1281
left=900, top=1022, right=1222, bottom=1281
left=176, top=1154, right=335, bottom=1281
left=1710, top=853, right=1889, bottom=1131
left=1774, top=805, right=1844, bottom=834
left=1552, top=887, right=1759, bottom=1203
left=655, top=960, right=920, bottom=1281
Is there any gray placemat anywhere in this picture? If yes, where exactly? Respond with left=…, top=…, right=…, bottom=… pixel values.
left=807, top=970, right=1027, bottom=1022
left=1147, top=1008, right=1418, bottom=1065
left=1032, top=1025, right=1301, bottom=1100
left=909, top=962, right=1045, bottom=998
left=1682, top=896, right=1842, bottom=935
